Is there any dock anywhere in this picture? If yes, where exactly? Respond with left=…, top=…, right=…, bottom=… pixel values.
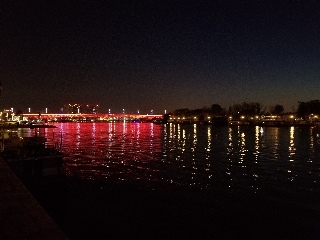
left=0, top=157, right=69, bottom=240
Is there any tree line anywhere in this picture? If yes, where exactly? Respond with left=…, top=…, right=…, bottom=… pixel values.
left=171, top=100, right=320, bottom=119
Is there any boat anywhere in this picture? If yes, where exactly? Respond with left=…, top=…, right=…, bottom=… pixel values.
left=0, top=124, right=63, bottom=176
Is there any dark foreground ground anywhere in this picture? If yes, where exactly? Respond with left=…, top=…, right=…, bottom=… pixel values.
left=14, top=172, right=319, bottom=240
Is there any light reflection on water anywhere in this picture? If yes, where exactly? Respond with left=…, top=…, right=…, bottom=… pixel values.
left=21, top=123, right=320, bottom=194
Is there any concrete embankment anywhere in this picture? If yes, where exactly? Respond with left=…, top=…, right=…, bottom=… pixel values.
left=0, top=157, right=69, bottom=240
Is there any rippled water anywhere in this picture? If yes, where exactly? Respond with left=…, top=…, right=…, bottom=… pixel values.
left=24, top=122, right=320, bottom=196
left=14, top=122, right=320, bottom=239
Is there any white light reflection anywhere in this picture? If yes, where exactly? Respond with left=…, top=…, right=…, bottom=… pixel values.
left=238, top=127, right=246, bottom=164
left=206, top=127, right=211, bottom=154
left=136, top=122, right=140, bottom=140
left=121, top=121, right=127, bottom=156
left=191, top=124, right=197, bottom=153
left=288, top=126, right=295, bottom=159
left=309, top=127, right=315, bottom=162
left=167, top=123, right=171, bottom=138
left=226, top=124, right=233, bottom=189
left=288, top=126, right=296, bottom=175
left=132, top=122, right=141, bottom=160
left=58, top=123, right=64, bottom=150
left=177, top=124, right=181, bottom=140
left=150, top=123, right=154, bottom=157
left=162, top=124, right=168, bottom=161
left=254, top=126, right=260, bottom=163
left=226, top=127, right=233, bottom=176
left=170, top=123, right=175, bottom=140
left=150, top=123, right=154, bottom=138
left=181, top=128, right=186, bottom=153
left=76, top=122, right=81, bottom=150
left=273, top=127, right=279, bottom=159
left=91, top=122, right=97, bottom=160
left=175, top=123, right=182, bottom=162
left=122, top=121, right=127, bottom=134
left=92, top=122, right=96, bottom=145
left=106, top=122, right=114, bottom=160
left=259, top=127, right=264, bottom=135
left=108, top=122, right=113, bottom=140
left=205, top=126, right=211, bottom=172
left=191, top=124, right=197, bottom=182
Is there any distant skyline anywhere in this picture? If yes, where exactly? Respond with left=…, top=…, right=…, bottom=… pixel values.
left=2, top=0, right=320, bottom=114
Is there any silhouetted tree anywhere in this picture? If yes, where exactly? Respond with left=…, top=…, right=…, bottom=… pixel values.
left=211, top=104, right=223, bottom=116
left=173, top=108, right=190, bottom=117
left=229, top=102, right=262, bottom=117
left=297, top=100, right=320, bottom=118
left=269, top=105, right=284, bottom=115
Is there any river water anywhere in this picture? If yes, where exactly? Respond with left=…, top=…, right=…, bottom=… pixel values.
left=45, top=122, right=320, bottom=194
left=17, top=122, right=320, bottom=239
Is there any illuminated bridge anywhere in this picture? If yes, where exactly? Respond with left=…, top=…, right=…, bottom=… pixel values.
left=21, top=113, right=163, bottom=122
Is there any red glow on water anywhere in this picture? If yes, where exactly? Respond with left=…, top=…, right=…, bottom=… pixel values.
left=54, top=122, right=163, bottom=181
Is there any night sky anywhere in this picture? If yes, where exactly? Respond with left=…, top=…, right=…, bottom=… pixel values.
left=1, top=0, right=320, bottom=114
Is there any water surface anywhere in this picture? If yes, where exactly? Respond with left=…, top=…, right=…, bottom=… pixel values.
left=26, top=122, right=319, bottom=195
left=17, top=122, right=320, bottom=239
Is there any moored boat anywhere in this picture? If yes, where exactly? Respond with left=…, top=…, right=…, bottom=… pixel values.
left=0, top=124, right=63, bottom=176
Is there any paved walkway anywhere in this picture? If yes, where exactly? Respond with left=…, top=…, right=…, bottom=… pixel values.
left=0, top=157, right=69, bottom=240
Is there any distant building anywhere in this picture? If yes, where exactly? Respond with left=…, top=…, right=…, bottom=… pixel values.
left=64, top=104, right=83, bottom=114
left=62, top=104, right=99, bottom=114
left=86, top=104, right=99, bottom=114
left=297, top=100, right=320, bottom=118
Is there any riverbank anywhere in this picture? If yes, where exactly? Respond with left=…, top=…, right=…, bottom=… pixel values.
left=19, top=175, right=320, bottom=240
left=0, top=157, right=69, bottom=240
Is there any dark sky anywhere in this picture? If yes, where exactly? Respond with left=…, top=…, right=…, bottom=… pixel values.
left=1, top=0, right=320, bottom=114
